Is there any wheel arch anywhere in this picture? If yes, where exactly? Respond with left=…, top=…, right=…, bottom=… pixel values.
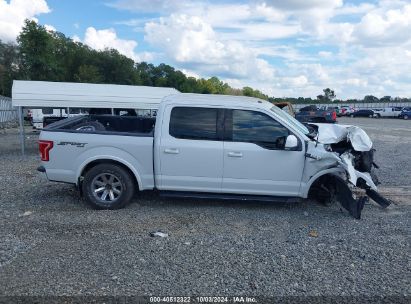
left=301, top=168, right=345, bottom=198
left=78, top=158, right=141, bottom=191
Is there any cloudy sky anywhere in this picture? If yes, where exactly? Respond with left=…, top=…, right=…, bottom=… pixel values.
left=1, top=0, right=410, bottom=99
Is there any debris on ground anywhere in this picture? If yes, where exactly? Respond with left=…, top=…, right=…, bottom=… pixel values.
left=309, top=230, right=319, bottom=237
left=19, top=211, right=33, bottom=217
left=149, top=231, right=168, bottom=238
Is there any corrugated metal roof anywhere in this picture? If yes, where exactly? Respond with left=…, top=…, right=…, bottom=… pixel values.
left=12, top=81, right=180, bottom=109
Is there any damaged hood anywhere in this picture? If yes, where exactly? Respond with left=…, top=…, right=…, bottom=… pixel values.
left=310, top=123, right=373, bottom=151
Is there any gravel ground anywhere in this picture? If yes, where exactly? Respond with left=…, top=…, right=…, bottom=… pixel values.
left=0, top=118, right=410, bottom=300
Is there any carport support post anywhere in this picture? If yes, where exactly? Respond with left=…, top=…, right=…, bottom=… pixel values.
left=18, top=106, right=25, bottom=157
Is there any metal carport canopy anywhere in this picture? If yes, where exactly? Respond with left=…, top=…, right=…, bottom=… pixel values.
left=12, top=80, right=180, bottom=109
left=11, top=80, right=180, bottom=157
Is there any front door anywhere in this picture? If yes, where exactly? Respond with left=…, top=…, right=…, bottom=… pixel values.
left=158, top=106, right=224, bottom=192
left=222, top=109, right=305, bottom=196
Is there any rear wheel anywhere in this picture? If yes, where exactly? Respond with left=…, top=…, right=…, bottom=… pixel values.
left=404, top=114, right=409, bottom=120
left=350, top=114, right=354, bottom=118
left=368, top=114, right=373, bottom=118
left=82, top=164, right=135, bottom=209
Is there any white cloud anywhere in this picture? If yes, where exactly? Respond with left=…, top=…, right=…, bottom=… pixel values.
left=111, top=0, right=411, bottom=99
left=181, top=69, right=200, bottom=79
left=0, top=0, right=51, bottom=42
left=318, top=51, right=332, bottom=58
left=44, top=24, right=56, bottom=32
left=108, top=0, right=186, bottom=13
left=352, top=3, right=411, bottom=46
left=287, top=75, right=308, bottom=87
left=84, top=27, right=137, bottom=59
left=144, top=14, right=275, bottom=80
left=254, top=3, right=286, bottom=22
left=81, top=27, right=152, bottom=62
left=72, top=35, right=81, bottom=43
left=344, top=78, right=368, bottom=87
left=263, top=0, right=343, bottom=11
left=335, top=3, right=375, bottom=16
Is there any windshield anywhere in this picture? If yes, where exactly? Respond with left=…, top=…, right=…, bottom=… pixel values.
left=270, top=105, right=310, bottom=135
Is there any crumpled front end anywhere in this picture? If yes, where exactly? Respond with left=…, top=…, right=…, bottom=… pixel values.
left=305, top=123, right=391, bottom=219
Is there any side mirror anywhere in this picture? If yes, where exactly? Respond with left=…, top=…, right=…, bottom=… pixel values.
left=285, top=134, right=298, bottom=150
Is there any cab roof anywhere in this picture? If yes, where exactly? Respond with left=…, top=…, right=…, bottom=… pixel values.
left=162, top=93, right=272, bottom=110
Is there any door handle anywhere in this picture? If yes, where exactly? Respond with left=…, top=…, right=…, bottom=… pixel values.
left=164, top=148, right=179, bottom=154
left=228, top=151, right=243, bottom=158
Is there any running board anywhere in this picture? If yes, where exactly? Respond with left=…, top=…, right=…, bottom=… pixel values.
left=159, top=191, right=302, bottom=203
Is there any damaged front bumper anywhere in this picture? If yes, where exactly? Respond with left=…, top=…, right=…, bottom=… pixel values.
left=306, top=123, right=392, bottom=219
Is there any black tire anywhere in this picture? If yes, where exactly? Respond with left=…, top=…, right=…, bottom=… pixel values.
left=82, top=164, right=135, bottom=209
left=368, top=114, right=373, bottom=118
left=350, top=114, right=354, bottom=118
left=376, top=114, right=381, bottom=118
left=308, top=176, right=336, bottom=206
left=74, top=121, right=105, bottom=132
left=404, top=115, right=409, bottom=120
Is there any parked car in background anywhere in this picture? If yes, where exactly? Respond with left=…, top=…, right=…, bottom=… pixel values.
left=324, top=106, right=342, bottom=117
left=350, top=109, right=375, bottom=118
left=398, top=109, right=411, bottom=120
left=295, top=105, right=337, bottom=123
left=372, top=108, right=384, bottom=117
left=31, top=108, right=88, bottom=129
left=373, top=107, right=403, bottom=118
left=340, top=106, right=354, bottom=116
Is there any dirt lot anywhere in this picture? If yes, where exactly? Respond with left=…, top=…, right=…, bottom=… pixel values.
left=0, top=118, right=410, bottom=300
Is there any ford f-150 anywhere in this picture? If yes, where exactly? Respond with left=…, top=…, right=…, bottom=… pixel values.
left=37, top=94, right=391, bottom=218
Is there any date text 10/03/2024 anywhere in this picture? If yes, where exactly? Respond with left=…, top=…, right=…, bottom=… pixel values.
left=149, top=296, right=257, bottom=303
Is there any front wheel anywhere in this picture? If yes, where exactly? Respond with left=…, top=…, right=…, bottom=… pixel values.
left=368, top=114, right=373, bottom=118
left=404, top=114, right=409, bottom=120
left=82, top=164, right=135, bottom=209
left=350, top=114, right=354, bottom=118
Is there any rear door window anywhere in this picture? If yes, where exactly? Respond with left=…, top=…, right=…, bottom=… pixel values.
left=169, top=107, right=220, bottom=140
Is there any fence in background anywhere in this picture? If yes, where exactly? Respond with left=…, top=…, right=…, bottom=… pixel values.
left=292, top=102, right=411, bottom=111
left=0, top=96, right=18, bottom=128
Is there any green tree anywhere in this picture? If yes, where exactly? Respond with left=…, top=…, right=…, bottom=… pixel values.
left=324, top=88, right=336, bottom=101
left=0, top=40, right=21, bottom=96
left=380, top=96, right=391, bottom=103
left=74, top=65, right=102, bottom=83
left=17, top=20, right=59, bottom=81
left=364, top=95, right=379, bottom=103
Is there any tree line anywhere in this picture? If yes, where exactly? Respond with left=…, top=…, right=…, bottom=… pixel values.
left=0, top=20, right=268, bottom=100
left=0, top=20, right=409, bottom=104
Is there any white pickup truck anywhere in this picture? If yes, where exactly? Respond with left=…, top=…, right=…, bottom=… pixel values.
left=38, top=94, right=391, bottom=218
left=373, top=107, right=403, bottom=118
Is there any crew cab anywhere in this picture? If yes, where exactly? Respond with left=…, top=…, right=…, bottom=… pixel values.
left=38, top=94, right=390, bottom=218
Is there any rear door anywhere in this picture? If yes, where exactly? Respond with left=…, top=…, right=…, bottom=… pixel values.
left=222, top=109, right=305, bottom=196
left=157, top=106, right=224, bottom=192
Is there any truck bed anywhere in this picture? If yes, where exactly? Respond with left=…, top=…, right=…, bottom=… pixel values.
left=45, top=115, right=156, bottom=136
left=39, top=115, right=156, bottom=188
